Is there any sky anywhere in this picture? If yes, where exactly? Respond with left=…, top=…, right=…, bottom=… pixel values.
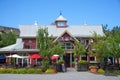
left=0, top=0, right=120, bottom=30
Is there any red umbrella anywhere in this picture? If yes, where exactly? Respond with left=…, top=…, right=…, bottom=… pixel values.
left=28, top=54, right=41, bottom=59
left=51, top=54, right=59, bottom=60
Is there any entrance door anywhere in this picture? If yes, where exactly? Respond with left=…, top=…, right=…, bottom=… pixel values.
left=63, top=53, right=74, bottom=67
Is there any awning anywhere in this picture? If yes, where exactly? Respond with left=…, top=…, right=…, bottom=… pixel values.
left=0, top=55, right=6, bottom=59
left=0, top=38, right=23, bottom=52
left=28, top=54, right=41, bottom=59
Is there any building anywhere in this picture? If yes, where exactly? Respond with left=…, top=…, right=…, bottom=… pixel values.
left=0, top=15, right=105, bottom=67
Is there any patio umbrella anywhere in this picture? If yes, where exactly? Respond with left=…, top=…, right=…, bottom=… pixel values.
left=28, top=54, right=41, bottom=59
left=28, top=53, right=42, bottom=65
left=6, top=54, right=28, bottom=66
left=0, top=55, right=6, bottom=59
left=51, top=54, right=59, bottom=60
left=7, top=54, right=21, bottom=58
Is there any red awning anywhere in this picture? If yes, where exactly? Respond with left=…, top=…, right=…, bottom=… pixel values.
left=28, top=54, right=41, bottom=59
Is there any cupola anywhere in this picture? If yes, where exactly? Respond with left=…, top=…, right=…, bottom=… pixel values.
left=55, top=13, right=67, bottom=28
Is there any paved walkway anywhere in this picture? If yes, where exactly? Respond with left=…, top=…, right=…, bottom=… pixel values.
left=0, top=68, right=120, bottom=80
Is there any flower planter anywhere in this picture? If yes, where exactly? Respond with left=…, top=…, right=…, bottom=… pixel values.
left=89, top=65, right=98, bottom=73
left=90, top=68, right=98, bottom=73
left=77, top=60, right=88, bottom=71
left=77, top=64, right=88, bottom=71
left=80, top=64, right=88, bottom=71
left=56, top=64, right=62, bottom=72
left=72, top=64, right=75, bottom=68
left=72, top=62, right=75, bottom=68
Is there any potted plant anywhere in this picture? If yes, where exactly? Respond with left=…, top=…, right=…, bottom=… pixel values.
left=77, top=60, right=88, bottom=71
left=58, top=60, right=64, bottom=64
left=72, top=62, right=75, bottom=68
left=89, top=65, right=98, bottom=73
left=56, top=60, right=65, bottom=72
left=78, top=60, right=87, bottom=64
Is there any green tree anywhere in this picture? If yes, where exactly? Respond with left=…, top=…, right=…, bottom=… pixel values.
left=37, top=27, right=51, bottom=57
left=91, top=32, right=111, bottom=68
left=92, top=28, right=120, bottom=68
left=37, top=27, right=65, bottom=71
left=109, top=26, right=120, bottom=66
left=37, top=27, right=52, bottom=71
left=37, top=27, right=65, bottom=58
left=73, top=40, right=86, bottom=58
left=0, top=31, right=17, bottom=47
left=51, top=42, right=65, bottom=56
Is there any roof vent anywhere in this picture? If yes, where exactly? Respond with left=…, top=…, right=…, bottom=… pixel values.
left=34, top=20, right=38, bottom=26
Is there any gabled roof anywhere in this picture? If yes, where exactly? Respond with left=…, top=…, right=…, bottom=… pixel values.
left=53, top=30, right=78, bottom=42
left=19, top=25, right=39, bottom=38
left=19, top=24, right=105, bottom=38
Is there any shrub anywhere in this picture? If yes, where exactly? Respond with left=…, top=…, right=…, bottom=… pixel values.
left=34, top=69, right=42, bottom=74
left=27, top=68, right=35, bottom=74
left=72, top=62, right=75, bottom=65
left=45, top=69, right=55, bottom=74
left=58, top=60, right=64, bottom=64
left=49, top=65, right=54, bottom=69
left=41, top=66, right=48, bottom=72
left=11, top=69, right=18, bottom=74
left=97, top=69, right=105, bottom=74
left=78, top=60, right=87, bottom=64
left=6, top=68, right=14, bottom=73
left=17, top=68, right=26, bottom=74
left=113, top=70, right=120, bottom=75
left=0, top=68, right=7, bottom=73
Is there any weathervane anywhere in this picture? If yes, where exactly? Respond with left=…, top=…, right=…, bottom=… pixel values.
left=60, top=10, right=62, bottom=15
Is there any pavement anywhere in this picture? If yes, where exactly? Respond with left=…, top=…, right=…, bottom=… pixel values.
left=0, top=68, right=120, bottom=80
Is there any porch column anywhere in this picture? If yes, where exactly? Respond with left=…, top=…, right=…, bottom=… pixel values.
left=27, top=58, right=29, bottom=65
left=30, top=59, right=31, bottom=64
left=16, top=58, right=18, bottom=65
left=60, top=55, right=63, bottom=60
left=70, top=53, right=72, bottom=67
left=22, top=58, right=24, bottom=67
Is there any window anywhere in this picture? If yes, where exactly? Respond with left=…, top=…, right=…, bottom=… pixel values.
left=81, top=55, right=87, bottom=60
left=61, top=43, right=74, bottom=49
left=80, top=40, right=84, bottom=44
left=58, top=21, right=65, bottom=26
left=85, top=40, right=89, bottom=45
left=90, top=56, right=95, bottom=61
left=80, top=39, right=89, bottom=45
left=24, top=45, right=30, bottom=49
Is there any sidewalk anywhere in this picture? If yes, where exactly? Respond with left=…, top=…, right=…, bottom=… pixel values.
left=0, top=68, right=120, bottom=80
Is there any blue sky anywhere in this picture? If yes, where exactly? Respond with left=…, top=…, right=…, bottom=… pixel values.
left=0, top=0, right=120, bottom=30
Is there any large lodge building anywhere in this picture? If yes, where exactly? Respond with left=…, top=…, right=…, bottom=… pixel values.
left=0, top=15, right=105, bottom=67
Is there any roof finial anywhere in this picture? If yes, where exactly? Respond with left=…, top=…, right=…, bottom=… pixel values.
left=83, top=20, right=87, bottom=26
left=60, top=10, right=62, bottom=15
left=34, top=20, right=38, bottom=26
